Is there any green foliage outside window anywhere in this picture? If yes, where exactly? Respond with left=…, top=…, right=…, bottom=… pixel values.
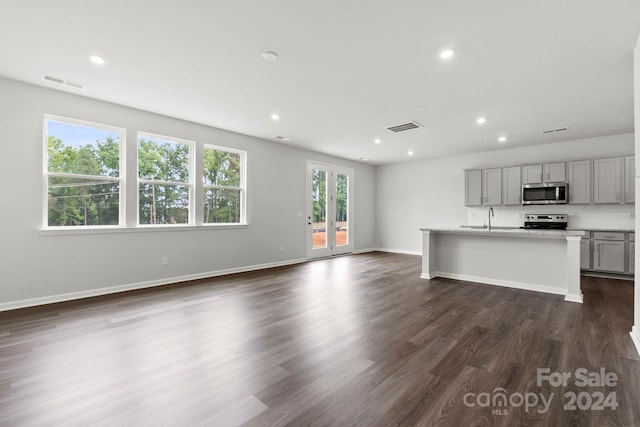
left=138, top=137, right=190, bottom=224
left=47, top=129, right=121, bottom=226
left=204, top=147, right=242, bottom=223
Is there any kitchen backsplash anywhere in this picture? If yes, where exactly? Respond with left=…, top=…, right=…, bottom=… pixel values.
left=467, top=204, right=635, bottom=230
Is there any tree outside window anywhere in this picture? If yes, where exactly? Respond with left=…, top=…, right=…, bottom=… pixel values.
left=203, top=145, right=245, bottom=224
left=46, top=118, right=123, bottom=227
left=137, top=134, right=192, bottom=225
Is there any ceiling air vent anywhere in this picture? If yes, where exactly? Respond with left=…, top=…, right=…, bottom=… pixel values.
left=386, top=121, right=422, bottom=133
left=541, top=126, right=569, bottom=134
left=42, top=74, right=84, bottom=89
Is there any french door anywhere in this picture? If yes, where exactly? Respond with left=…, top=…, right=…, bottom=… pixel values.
left=307, top=161, right=354, bottom=259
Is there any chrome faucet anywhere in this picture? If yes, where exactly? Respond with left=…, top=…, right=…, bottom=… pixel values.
left=488, top=207, right=494, bottom=230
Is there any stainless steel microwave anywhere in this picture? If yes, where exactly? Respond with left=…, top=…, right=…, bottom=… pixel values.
left=522, top=183, right=568, bottom=205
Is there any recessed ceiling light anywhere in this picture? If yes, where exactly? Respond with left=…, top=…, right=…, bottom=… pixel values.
left=275, top=135, right=291, bottom=141
left=262, top=51, right=278, bottom=61
left=89, top=55, right=105, bottom=65
left=270, top=113, right=280, bottom=121
left=476, top=117, right=487, bottom=124
left=498, top=136, right=507, bottom=143
left=359, top=157, right=368, bottom=161
left=374, top=138, right=381, bottom=144
left=408, top=150, right=414, bottom=156
left=439, top=49, right=454, bottom=60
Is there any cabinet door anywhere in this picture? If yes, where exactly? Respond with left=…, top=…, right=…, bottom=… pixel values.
left=624, top=156, right=635, bottom=204
left=502, top=166, right=521, bottom=205
left=482, top=168, right=502, bottom=205
left=593, top=157, right=622, bottom=204
left=593, top=240, right=625, bottom=272
left=544, top=162, right=566, bottom=182
left=567, top=160, right=591, bottom=204
left=522, top=164, right=543, bottom=184
left=580, top=239, right=591, bottom=270
left=628, top=242, right=635, bottom=274
left=465, top=170, right=482, bottom=206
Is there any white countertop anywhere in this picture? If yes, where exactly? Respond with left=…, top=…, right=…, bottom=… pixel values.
left=567, top=227, right=634, bottom=233
left=420, top=226, right=586, bottom=239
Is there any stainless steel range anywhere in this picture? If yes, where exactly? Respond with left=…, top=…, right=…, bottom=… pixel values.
left=523, top=214, right=568, bottom=230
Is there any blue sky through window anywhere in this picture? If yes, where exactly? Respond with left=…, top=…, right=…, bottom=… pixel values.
left=47, top=120, right=119, bottom=148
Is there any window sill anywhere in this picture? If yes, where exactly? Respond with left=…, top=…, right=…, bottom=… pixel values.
left=40, top=223, right=249, bottom=236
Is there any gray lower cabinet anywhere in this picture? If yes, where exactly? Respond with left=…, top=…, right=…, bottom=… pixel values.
left=580, top=233, right=592, bottom=270
left=593, top=232, right=626, bottom=273
left=581, top=231, right=634, bottom=275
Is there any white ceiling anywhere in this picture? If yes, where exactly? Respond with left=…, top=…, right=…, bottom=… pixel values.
left=1, top=0, right=639, bottom=164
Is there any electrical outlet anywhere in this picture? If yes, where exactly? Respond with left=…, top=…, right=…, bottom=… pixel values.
left=161, top=257, right=169, bottom=266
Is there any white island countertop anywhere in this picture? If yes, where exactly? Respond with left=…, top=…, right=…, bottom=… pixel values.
left=420, top=226, right=586, bottom=239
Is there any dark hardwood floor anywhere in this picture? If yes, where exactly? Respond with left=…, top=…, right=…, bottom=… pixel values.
left=1, top=252, right=639, bottom=426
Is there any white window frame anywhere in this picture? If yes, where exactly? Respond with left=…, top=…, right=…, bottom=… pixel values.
left=202, top=144, right=247, bottom=225
left=137, top=132, right=195, bottom=226
left=43, top=114, right=126, bottom=229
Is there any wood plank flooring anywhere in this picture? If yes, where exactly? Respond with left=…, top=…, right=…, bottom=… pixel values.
left=1, top=252, right=639, bottom=426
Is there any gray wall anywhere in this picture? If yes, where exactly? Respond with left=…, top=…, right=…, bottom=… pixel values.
left=0, top=77, right=376, bottom=309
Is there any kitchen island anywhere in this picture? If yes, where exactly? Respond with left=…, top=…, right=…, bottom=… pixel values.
left=420, top=227, right=586, bottom=303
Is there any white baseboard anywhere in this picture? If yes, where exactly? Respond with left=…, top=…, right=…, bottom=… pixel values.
left=420, top=273, right=437, bottom=279
left=631, top=326, right=640, bottom=357
left=0, top=258, right=306, bottom=312
left=375, top=247, right=422, bottom=256
left=564, top=293, right=584, bottom=304
left=426, top=271, right=567, bottom=297
left=352, top=248, right=377, bottom=254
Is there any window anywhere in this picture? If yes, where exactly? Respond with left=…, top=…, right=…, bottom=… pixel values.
left=203, top=145, right=246, bottom=224
left=137, top=133, right=193, bottom=225
left=43, top=115, right=247, bottom=230
left=45, top=116, right=124, bottom=227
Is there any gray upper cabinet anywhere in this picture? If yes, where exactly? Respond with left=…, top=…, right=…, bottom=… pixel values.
left=624, top=156, right=635, bottom=204
left=522, top=164, right=543, bottom=184
left=593, top=157, right=623, bottom=204
left=522, top=163, right=565, bottom=184
left=482, top=168, right=502, bottom=205
left=465, top=170, right=482, bottom=206
left=464, top=154, right=633, bottom=207
left=544, top=162, right=566, bottom=182
left=502, top=166, right=521, bottom=205
left=567, top=160, right=591, bottom=204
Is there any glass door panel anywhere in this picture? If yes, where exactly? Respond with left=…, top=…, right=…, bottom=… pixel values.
left=335, top=173, right=349, bottom=248
left=312, top=168, right=328, bottom=250
left=307, top=162, right=353, bottom=259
